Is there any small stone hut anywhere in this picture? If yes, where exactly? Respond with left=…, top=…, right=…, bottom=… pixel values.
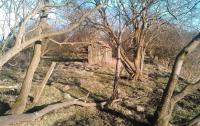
left=43, top=41, right=113, bottom=65
left=88, top=41, right=112, bottom=65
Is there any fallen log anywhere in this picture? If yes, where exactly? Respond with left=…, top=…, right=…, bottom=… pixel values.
left=0, top=100, right=97, bottom=126
left=0, top=85, right=18, bottom=89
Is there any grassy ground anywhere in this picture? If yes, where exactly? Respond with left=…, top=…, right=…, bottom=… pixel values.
left=0, top=62, right=199, bottom=126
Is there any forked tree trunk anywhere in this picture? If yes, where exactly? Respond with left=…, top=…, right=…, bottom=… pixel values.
left=119, top=46, right=145, bottom=81
left=111, top=44, right=121, bottom=100
left=33, top=62, right=56, bottom=103
left=131, top=22, right=146, bottom=81
left=154, top=33, right=200, bottom=126
left=9, top=41, right=42, bottom=114
left=155, top=79, right=200, bottom=126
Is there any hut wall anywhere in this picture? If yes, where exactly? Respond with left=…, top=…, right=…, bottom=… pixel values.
left=88, top=44, right=112, bottom=65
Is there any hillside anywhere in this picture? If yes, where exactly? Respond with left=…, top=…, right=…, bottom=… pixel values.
left=0, top=61, right=199, bottom=126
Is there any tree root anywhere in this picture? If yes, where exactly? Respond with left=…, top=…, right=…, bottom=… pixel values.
left=132, top=72, right=143, bottom=81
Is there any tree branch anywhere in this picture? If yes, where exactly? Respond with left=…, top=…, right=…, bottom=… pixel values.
left=172, top=79, right=200, bottom=104
left=0, top=4, right=103, bottom=68
left=0, top=100, right=97, bottom=126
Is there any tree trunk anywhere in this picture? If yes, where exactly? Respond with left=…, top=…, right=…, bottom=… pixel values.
left=154, top=51, right=188, bottom=126
left=140, top=48, right=145, bottom=72
left=155, top=101, right=175, bottom=126
left=154, top=33, right=200, bottom=126
left=0, top=3, right=100, bottom=70
left=111, top=44, right=121, bottom=100
left=133, top=45, right=145, bottom=80
left=119, top=45, right=145, bottom=81
left=155, top=77, right=200, bottom=126
left=131, top=24, right=146, bottom=81
left=9, top=41, right=42, bottom=114
left=120, top=48, right=136, bottom=76
left=33, top=62, right=56, bottom=103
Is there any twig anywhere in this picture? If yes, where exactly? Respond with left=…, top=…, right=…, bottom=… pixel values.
left=48, top=38, right=92, bottom=46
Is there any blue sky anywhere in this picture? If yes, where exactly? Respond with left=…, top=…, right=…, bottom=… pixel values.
left=0, top=0, right=200, bottom=41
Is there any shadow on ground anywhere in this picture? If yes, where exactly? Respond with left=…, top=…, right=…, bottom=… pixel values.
left=0, top=101, right=10, bottom=116
left=52, top=86, right=150, bottom=126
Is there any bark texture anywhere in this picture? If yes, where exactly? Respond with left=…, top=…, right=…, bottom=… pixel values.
left=120, top=48, right=136, bottom=77
left=9, top=41, right=42, bottom=114
left=111, top=44, right=121, bottom=100
left=133, top=45, right=145, bottom=80
left=154, top=33, right=200, bottom=126
left=131, top=1, right=147, bottom=81
left=0, top=4, right=102, bottom=70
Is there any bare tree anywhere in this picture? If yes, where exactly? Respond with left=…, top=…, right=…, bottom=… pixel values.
left=0, top=0, right=103, bottom=70
left=0, top=0, right=104, bottom=114
left=154, top=33, right=200, bottom=126
left=87, top=0, right=127, bottom=100
left=9, top=0, right=50, bottom=114
left=9, top=41, right=42, bottom=114
left=120, top=0, right=164, bottom=80
left=89, top=0, right=165, bottom=81
left=152, top=1, right=200, bottom=125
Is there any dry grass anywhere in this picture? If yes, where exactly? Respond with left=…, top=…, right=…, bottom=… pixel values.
left=0, top=61, right=199, bottom=126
